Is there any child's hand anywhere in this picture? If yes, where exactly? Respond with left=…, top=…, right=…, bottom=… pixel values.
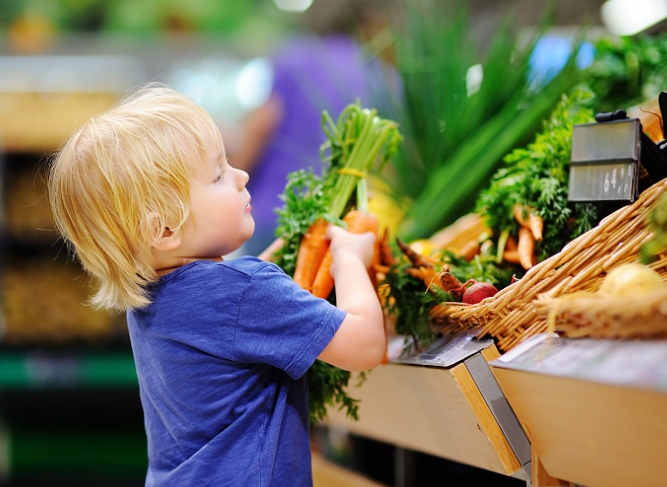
left=318, top=224, right=385, bottom=372
left=326, top=224, right=376, bottom=270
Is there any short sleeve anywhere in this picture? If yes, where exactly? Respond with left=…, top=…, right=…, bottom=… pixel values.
left=231, top=263, right=346, bottom=379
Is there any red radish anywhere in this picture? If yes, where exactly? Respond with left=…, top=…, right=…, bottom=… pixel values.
left=454, top=279, right=499, bottom=304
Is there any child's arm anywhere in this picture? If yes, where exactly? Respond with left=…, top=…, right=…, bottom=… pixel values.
left=317, top=225, right=385, bottom=372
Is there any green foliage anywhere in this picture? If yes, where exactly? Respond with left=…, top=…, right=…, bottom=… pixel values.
left=475, top=88, right=602, bottom=261
left=307, top=361, right=365, bottom=426
left=585, top=32, right=667, bottom=112
left=642, top=192, right=667, bottom=262
left=377, top=0, right=584, bottom=241
left=381, top=259, right=441, bottom=351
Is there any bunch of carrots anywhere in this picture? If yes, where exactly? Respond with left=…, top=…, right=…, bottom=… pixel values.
left=498, top=204, right=544, bottom=270
left=271, top=102, right=402, bottom=425
left=294, top=208, right=381, bottom=299
left=290, top=102, right=402, bottom=300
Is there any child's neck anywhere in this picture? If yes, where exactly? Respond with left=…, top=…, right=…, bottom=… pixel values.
left=155, top=256, right=224, bottom=276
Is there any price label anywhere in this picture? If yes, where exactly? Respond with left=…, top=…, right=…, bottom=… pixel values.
left=568, top=119, right=640, bottom=203
left=568, top=162, right=637, bottom=202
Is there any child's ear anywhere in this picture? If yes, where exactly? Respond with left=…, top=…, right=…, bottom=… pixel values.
left=151, top=227, right=181, bottom=252
left=144, top=212, right=181, bottom=251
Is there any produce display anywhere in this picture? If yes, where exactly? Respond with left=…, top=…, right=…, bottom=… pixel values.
left=271, top=47, right=667, bottom=419
left=3, top=255, right=125, bottom=345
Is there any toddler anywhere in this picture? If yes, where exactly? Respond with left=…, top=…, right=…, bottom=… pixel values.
left=47, top=83, right=385, bottom=486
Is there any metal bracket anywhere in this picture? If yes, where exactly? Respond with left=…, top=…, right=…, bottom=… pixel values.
left=464, top=353, right=532, bottom=482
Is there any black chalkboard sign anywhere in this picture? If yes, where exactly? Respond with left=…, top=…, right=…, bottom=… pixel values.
left=568, top=118, right=640, bottom=203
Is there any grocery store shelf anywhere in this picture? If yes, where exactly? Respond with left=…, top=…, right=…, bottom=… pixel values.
left=491, top=335, right=667, bottom=487
left=0, top=350, right=137, bottom=389
left=323, top=335, right=531, bottom=482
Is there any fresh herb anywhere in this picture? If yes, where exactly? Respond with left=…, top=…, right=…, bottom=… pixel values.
left=586, top=33, right=667, bottom=112
left=475, top=88, right=602, bottom=262
left=307, top=362, right=365, bottom=424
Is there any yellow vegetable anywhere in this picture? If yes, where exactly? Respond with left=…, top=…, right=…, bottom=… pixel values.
left=598, top=263, right=665, bottom=296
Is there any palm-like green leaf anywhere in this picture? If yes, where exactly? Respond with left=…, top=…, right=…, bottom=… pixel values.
left=375, top=0, right=583, bottom=241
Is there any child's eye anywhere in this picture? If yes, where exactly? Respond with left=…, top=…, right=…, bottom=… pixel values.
left=214, top=172, right=224, bottom=183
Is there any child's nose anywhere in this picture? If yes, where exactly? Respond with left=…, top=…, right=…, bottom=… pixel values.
left=236, top=168, right=250, bottom=187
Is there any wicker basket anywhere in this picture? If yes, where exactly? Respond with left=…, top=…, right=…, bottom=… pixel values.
left=429, top=178, right=667, bottom=352
left=533, top=288, right=667, bottom=339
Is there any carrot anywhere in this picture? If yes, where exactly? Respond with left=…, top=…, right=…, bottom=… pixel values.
left=527, top=213, right=544, bottom=241
left=517, top=226, right=535, bottom=270
left=257, top=237, right=284, bottom=262
left=458, top=240, right=480, bottom=261
left=292, top=219, right=330, bottom=291
left=368, top=217, right=381, bottom=287
left=513, top=204, right=528, bottom=227
left=378, top=227, right=396, bottom=266
left=502, top=249, right=521, bottom=264
left=311, top=210, right=379, bottom=299
left=514, top=204, right=543, bottom=241
left=395, top=237, right=437, bottom=269
left=505, top=234, right=518, bottom=250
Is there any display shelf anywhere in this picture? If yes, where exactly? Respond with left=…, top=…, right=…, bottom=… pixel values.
left=0, top=55, right=146, bottom=154
left=323, top=334, right=531, bottom=482
left=490, top=334, right=667, bottom=487
left=0, top=349, right=137, bottom=389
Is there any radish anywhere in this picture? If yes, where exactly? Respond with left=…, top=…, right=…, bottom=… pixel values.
left=455, top=279, right=499, bottom=304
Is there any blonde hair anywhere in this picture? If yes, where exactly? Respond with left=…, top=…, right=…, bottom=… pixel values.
left=48, top=83, right=222, bottom=311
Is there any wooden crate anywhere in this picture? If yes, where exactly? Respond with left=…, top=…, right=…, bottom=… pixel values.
left=491, top=335, right=667, bottom=487
left=324, top=336, right=530, bottom=479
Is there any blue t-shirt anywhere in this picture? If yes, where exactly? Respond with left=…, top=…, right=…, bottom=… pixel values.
left=126, top=257, right=346, bottom=486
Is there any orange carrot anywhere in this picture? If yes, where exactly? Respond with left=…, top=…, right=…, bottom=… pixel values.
left=293, top=218, right=330, bottom=291
left=311, top=210, right=378, bottom=299
left=505, top=234, right=518, bottom=251
left=257, top=237, right=285, bottom=262
left=513, top=204, right=543, bottom=241
left=517, top=226, right=535, bottom=270
left=513, top=204, right=529, bottom=227
left=368, top=218, right=381, bottom=287
left=502, top=249, right=521, bottom=264
left=458, top=240, right=480, bottom=261
left=378, top=227, right=396, bottom=267
left=527, top=213, right=544, bottom=241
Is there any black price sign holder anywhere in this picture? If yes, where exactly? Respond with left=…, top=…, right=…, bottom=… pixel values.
left=568, top=117, right=641, bottom=203
left=568, top=94, right=667, bottom=204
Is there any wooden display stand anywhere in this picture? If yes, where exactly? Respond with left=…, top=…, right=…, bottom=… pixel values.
left=0, top=92, right=120, bottom=153
left=0, top=55, right=145, bottom=154
left=323, top=335, right=531, bottom=481
left=490, top=335, right=667, bottom=487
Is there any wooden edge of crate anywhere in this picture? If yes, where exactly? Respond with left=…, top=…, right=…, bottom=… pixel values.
left=450, top=361, right=522, bottom=474
left=492, top=366, right=667, bottom=487
left=323, top=342, right=527, bottom=477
